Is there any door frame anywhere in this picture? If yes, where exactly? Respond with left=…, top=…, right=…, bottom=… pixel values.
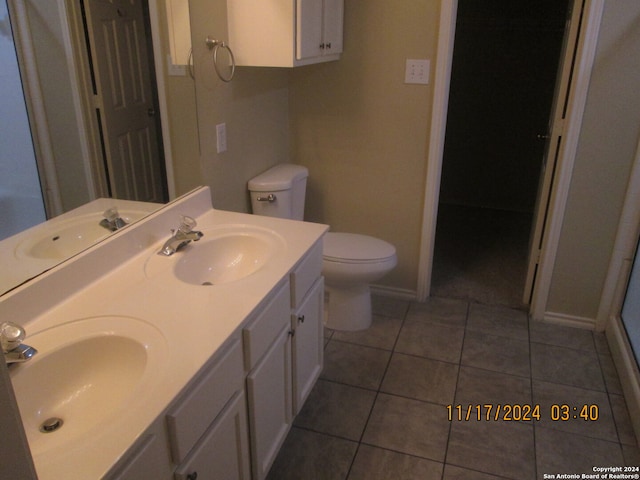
left=417, top=0, right=604, bottom=321
left=8, top=0, right=95, bottom=217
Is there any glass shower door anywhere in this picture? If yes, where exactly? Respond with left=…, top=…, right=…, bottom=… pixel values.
left=621, top=238, right=640, bottom=366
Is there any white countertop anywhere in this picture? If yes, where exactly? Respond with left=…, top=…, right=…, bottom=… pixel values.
left=0, top=188, right=327, bottom=479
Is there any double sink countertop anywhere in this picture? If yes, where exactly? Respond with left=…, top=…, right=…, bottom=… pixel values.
left=0, top=187, right=327, bottom=479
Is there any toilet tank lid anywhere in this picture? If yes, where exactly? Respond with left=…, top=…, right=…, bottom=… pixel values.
left=248, top=163, right=309, bottom=192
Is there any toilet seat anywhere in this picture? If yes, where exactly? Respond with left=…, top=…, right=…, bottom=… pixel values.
left=323, top=232, right=396, bottom=264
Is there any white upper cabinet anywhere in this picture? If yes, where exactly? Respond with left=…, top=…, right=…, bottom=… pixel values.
left=227, top=0, right=344, bottom=67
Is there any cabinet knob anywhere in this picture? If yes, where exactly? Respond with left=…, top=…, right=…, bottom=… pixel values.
left=326, top=42, right=332, bottom=49
left=297, top=315, right=305, bottom=324
left=186, top=472, right=198, bottom=480
left=288, top=330, right=295, bottom=337
left=319, top=43, right=325, bottom=49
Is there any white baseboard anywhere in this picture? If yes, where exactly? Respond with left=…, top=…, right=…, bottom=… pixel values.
left=370, top=284, right=417, bottom=301
left=607, top=316, right=640, bottom=447
left=542, top=311, right=596, bottom=330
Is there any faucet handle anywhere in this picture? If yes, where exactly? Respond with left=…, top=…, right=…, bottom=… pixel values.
left=178, top=215, right=197, bottom=233
left=101, top=207, right=127, bottom=230
left=103, top=207, right=120, bottom=222
left=0, top=322, right=25, bottom=353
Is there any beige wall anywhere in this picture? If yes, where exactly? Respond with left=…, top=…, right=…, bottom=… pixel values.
left=23, top=1, right=92, bottom=212
left=185, top=0, right=291, bottom=213
left=177, top=0, right=440, bottom=293
left=154, top=2, right=204, bottom=198
left=547, top=0, right=640, bottom=320
left=290, top=0, right=441, bottom=293
left=168, top=0, right=640, bottom=319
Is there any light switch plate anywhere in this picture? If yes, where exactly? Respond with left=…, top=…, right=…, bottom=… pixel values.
left=405, top=59, right=430, bottom=85
left=216, top=123, right=227, bottom=153
left=167, top=54, right=186, bottom=76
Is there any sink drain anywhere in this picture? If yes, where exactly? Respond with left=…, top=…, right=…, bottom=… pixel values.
left=40, top=417, right=63, bottom=433
left=201, top=281, right=213, bottom=286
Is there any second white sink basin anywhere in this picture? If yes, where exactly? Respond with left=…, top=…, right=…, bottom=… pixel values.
left=15, top=211, right=149, bottom=260
left=146, top=224, right=286, bottom=286
left=9, top=316, right=167, bottom=459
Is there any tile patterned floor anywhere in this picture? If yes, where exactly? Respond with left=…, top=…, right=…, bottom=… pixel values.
left=267, top=296, right=640, bottom=480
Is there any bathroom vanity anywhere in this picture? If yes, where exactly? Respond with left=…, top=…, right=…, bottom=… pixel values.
left=0, top=187, right=327, bottom=479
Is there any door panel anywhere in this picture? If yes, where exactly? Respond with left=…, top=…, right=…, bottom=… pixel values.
left=297, top=0, right=323, bottom=60
left=323, top=0, right=343, bottom=54
left=523, top=0, right=584, bottom=304
left=86, top=0, right=165, bottom=203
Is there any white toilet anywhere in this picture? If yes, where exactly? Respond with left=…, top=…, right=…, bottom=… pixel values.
left=248, top=163, right=397, bottom=331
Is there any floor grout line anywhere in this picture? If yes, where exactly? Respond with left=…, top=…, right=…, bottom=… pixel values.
left=269, top=295, right=639, bottom=479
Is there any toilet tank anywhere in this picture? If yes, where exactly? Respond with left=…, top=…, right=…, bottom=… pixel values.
left=248, top=164, right=308, bottom=220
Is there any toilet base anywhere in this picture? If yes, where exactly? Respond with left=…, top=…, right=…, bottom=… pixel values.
left=324, top=284, right=372, bottom=331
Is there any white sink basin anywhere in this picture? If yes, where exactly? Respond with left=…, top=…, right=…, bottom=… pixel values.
left=145, top=224, right=286, bottom=286
left=9, top=316, right=167, bottom=459
left=15, top=211, right=148, bottom=260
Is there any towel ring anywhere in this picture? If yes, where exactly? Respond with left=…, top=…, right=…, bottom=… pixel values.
left=187, top=47, right=195, bottom=80
left=205, top=36, right=235, bottom=83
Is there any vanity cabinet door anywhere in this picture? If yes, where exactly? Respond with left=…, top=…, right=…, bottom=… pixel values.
left=174, top=391, right=251, bottom=480
left=291, top=277, right=324, bottom=415
left=246, top=324, right=293, bottom=480
left=321, top=0, right=344, bottom=55
left=104, top=420, right=173, bottom=480
left=227, top=0, right=343, bottom=67
left=297, top=0, right=344, bottom=61
left=166, top=338, right=244, bottom=463
left=296, top=0, right=323, bottom=60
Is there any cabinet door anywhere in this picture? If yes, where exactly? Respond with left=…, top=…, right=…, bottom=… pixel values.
left=174, top=390, right=251, bottom=480
left=292, top=278, right=324, bottom=415
left=246, top=325, right=293, bottom=480
left=323, top=0, right=344, bottom=55
left=296, top=0, right=323, bottom=60
left=105, top=433, right=172, bottom=480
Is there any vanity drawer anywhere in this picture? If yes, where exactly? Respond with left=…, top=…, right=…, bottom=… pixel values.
left=243, top=280, right=290, bottom=370
left=166, top=337, right=244, bottom=463
left=290, top=239, right=323, bottom=308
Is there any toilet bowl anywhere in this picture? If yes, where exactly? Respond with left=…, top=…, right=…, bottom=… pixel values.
left=248, top=163, right=397, bottom=331
left=322, top=232, right=397, bottom=331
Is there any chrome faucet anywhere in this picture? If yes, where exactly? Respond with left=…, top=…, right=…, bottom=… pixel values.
left=1, top=322, right=37, bottom=365
left=100, top=207, right=127, bottom=232
left=159, top=215, right=204, bottom=256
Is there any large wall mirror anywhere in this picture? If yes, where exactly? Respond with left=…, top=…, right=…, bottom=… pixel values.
left=0, top=0, right=175, bottom=296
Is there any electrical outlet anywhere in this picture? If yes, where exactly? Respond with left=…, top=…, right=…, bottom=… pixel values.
left=405, top=59, right=430, bottom=85
left=216, top=123, right=227, bottom=153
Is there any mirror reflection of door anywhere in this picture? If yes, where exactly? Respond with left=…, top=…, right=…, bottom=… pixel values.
left=83, top=0, right=168, bottom=203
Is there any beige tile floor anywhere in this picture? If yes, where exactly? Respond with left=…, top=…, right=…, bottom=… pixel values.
left=267, top=296, right=640, bottom=480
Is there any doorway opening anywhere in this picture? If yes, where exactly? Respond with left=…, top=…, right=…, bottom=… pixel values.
left=430, top=0, right=570, bottom=307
